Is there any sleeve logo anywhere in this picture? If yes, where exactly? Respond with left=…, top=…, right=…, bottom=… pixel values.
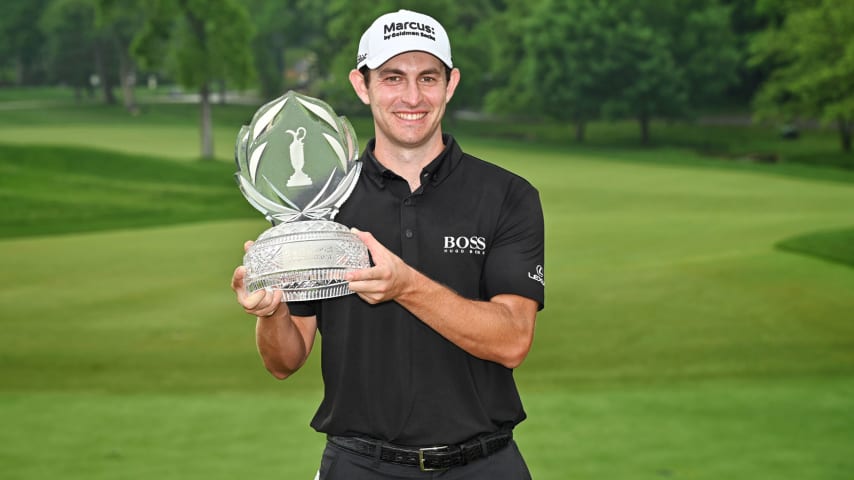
left=528, top=265, right=545, bottom=287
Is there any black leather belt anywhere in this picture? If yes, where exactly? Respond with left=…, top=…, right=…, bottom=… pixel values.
left=328, top=430, right=513, bottom=472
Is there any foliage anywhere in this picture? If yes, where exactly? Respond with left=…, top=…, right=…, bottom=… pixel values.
left=8, top=0, right=854, bottom=157
left=132, top=0, right=255, bottom=158
left=483, top=0, right=548, bottom=119
left=40, top=0, right=132, bottom=104
left=244, top=0, right=325, bottom=99
left=132, top=0, right=254, bottom=92
left=94, top=0, right=147, bottom=110
left=750, top=0, right=854, bottom=153
left=489, top=0, right=740, bottom=144
left=38, top=0, right=100, bottom=95
left=435, top=0, right=509, bottom=111
left=0, top=0, right=50, bottom=85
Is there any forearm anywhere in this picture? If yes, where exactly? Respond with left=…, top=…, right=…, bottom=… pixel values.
left=397, top=269, right=537, bottom=369
left=345, top=229, right=538, bottom=368
left=255, top=308, right=314, bottom=379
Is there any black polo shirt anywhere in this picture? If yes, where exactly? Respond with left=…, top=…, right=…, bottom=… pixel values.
left=288, top=134, right=545, bottom=446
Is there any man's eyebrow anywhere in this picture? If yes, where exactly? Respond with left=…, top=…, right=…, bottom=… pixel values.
left=377, top=68, right=406, bottom=77
left=377, top=67, right=442, bottom=77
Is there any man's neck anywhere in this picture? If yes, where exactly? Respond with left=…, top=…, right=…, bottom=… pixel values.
left=372, top=133, right=445, bottom=192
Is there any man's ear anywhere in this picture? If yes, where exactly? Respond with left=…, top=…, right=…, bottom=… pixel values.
left=349, top=69, right=370, bottom=105
left=444, top=68, right=461, bottom=103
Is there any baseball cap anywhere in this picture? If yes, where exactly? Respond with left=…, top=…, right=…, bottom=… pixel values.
left=356, top=9, right=453, bottom=70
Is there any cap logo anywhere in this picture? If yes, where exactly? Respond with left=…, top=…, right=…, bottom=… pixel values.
left=357, top=10, right=452, bottom=69
left=383, top=21, right=436, bottom=41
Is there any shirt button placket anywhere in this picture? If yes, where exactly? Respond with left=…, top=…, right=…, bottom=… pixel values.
left=400, top=196, right=418, bottom=264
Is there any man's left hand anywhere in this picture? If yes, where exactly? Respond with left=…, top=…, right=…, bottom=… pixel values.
left=345, top=228, right=416, bottom=304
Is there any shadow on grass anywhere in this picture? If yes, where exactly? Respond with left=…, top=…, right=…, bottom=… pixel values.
left=776, top=226, right=854, bottom=268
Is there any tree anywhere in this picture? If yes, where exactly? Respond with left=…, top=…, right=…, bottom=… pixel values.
left=41, top=0, right=131, bottom=104
left=488, top=0, right=618, bottom=141
left=0, top=0, right=50, bottom=85
left=95, top=0, right=146, bottom=112
left=750, top=0, right=854, bottom=153
left=436, top=0, right=508, bottom=112
left=721, top=0, right=775, bottom=104
left=132, top=0, right=255, bottom=159
left=488, top=0, right=740, bottom=144
left=597, top=3, right=690, bottom=144
left=246, top=0, right=324, bottom=99
left=39, top=0, right=103, bottom=100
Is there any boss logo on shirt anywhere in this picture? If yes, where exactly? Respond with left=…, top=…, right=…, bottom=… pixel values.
left=443, top=235, right=487, bottom=255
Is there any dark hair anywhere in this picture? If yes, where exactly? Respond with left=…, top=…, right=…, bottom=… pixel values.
left=360, top=65, right=452, bottom=87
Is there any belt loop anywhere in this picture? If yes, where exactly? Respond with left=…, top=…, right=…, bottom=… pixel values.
left=372, top=440, right=383, bottom=468
left=479, top=437, right=489, bottom=457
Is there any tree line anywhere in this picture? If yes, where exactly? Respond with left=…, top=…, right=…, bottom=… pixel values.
left=1, top=0, right=852, bottom=158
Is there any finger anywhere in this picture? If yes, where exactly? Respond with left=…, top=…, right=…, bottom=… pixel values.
left=272, top=288, right=283, bottom=305
left=352, top=289, right=384, bottom=305
left=241, top=287, right=272, bottom=311
left=351, top=228, right=383, bottom=256
left=231, top=266, right=246, bottom=293
left=255, top=288, right=284, bottom=316
left=265, top=289, right=284, bottom=316
left=243, top=240, right=255, bottom=252
left=346, top=278, right=386, bottom=295
left=345, top=266, right=377, bottom=282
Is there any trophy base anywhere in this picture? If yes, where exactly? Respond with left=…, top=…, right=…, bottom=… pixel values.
left=243, top=220, right=370, bottom=302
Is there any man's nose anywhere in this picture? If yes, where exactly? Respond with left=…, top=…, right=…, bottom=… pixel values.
left=401, top=79, right=422, bottom=105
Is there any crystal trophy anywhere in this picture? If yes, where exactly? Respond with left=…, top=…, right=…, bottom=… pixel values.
left=235, top=91, right=369, bottom=301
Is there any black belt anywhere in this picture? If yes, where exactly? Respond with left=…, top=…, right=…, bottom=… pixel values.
left=328, top=430, right=513, bottom=472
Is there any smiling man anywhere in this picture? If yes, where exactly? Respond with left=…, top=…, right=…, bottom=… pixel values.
left=231, top=9, right=545, bottom=479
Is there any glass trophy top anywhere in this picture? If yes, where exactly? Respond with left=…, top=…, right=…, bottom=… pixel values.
left=235, top=91, right=361, bottom=225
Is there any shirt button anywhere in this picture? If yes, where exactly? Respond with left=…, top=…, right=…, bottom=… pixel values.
left=403, top=198, right=413, bottom=206
left=405, top=229, right=414, bottom=239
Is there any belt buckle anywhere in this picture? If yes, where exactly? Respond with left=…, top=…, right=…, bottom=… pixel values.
left=418, top=445, right=449, bottom=472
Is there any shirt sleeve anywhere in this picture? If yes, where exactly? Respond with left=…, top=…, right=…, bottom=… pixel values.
left=481, top=178, right=545, bottom=309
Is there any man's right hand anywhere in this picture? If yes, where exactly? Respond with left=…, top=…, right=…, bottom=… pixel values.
left=231, top=240, right=284, bottom=318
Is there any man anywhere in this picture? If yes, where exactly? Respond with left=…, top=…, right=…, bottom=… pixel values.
left=231, top=9, right=544, bottom=479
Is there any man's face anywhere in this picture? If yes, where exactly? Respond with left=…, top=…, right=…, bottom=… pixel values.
left=350, top=52, right=460, bottom=151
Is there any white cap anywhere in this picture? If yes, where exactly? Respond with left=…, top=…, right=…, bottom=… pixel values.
left=356, top=10, right=452, bottom=70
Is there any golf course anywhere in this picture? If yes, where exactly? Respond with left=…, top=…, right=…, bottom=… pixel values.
left=1, top=97, right=853, bottom=479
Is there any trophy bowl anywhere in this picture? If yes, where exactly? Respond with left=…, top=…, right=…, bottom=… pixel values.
left=244, top=220, right=369, bottom=301
left=235, top=91, right=370, bottom=301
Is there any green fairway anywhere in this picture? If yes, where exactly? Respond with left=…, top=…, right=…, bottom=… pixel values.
left=0, top=144, right=255, bottom=238
left=1, top=100, right=854, bottom=479
left=0, top=103, right=257, bottom=161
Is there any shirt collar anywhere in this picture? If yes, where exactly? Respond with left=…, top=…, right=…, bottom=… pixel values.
left=361, top=134, right=463, bottom=190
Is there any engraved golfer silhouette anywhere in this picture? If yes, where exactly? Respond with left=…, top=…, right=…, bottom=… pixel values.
left=286, top=127, right=312, bottom=187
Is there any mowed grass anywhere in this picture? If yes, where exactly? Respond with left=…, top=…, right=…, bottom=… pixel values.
left=777, top=226, right=854, bottom=268
left=0, top=103, right=258, bottom=161
left=0, top=144, right=256, bottom=238
left=2, top=100, right=854, bottom=479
